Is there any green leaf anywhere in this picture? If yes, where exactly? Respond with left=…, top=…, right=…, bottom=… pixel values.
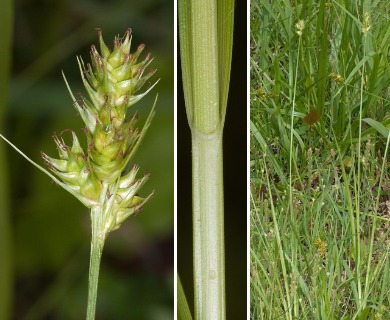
left=363, top=118, right=390, bottom=138
left=217, top=0, right=234, bottom=124
left=179, top=0, right=234, bottom=133
left=178, top=274, right=193, bottom=320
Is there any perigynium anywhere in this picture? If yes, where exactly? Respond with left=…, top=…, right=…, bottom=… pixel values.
left=0, top=28, right=158, bottom=319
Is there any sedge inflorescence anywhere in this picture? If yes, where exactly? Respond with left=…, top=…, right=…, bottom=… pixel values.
left=314, top=238, right=327, bottom=257
left=42, top=28, right=158, bottom=234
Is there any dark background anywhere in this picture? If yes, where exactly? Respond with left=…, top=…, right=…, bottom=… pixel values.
left=177, top=2, right=248, bottom=319
left=1, top=0, right=173, bottom=319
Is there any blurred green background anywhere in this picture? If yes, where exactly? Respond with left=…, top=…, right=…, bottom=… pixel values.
left=0, top=0, right=173, bottom=319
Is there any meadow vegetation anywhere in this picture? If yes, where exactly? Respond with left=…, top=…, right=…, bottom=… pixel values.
left=250, top=1, right=389, bottom=319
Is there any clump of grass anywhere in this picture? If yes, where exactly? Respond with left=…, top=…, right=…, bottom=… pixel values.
left=1, top=29, right=158, bottom=319
left=250, top=1, right=389, bottom=319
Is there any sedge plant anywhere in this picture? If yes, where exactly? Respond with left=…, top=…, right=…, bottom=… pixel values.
left=0, top=29, right=158, bottom=319
left=178, top=0, right=234, bottom=319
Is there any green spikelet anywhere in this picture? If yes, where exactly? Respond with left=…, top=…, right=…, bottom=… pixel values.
left=42, top=29, right=158, bottom=234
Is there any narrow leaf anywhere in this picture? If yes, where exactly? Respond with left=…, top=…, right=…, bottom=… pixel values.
left=179, top=0, right=219, bottom=133
left=363, top=118, right=390, bottom=138
left=178, top=274, right=193, bottom=320
left=217, top=0, right=234, bottom=123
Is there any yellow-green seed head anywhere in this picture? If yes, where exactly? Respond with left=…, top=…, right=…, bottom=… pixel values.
left=42, top=131, right=102, bottom=204
left=42, top=29, right=157, bottom=219
left=76, top=29, right=156, bottom=183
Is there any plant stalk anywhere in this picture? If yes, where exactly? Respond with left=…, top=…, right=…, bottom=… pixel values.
left=179, top=0, right=233, bottom=318
left=86, top=207, right=104, bottom=320
left=191, top=128, right=225, bottom=319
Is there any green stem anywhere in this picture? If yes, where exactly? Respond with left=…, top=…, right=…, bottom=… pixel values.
left=191, top=128, right=225, bottom=319
left=355, top=31, right=367, bottom=307
left=86, top=207, right=104, bottom=320
left=179, top=0, right=233, bottom=318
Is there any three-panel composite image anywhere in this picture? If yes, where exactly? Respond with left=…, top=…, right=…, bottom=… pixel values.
left=0, top=0, right=388, bottom=319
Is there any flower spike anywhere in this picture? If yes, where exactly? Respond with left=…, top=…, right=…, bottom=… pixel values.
left=42, top=29, right=157, bottom=233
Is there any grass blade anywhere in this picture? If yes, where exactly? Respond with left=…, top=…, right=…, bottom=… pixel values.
left=178, top=274, right=193, bottom=320
left=363, top=118, right=390, bottom=138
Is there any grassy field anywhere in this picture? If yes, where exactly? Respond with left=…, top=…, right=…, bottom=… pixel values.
left=250, top=1, right=389, bottom=319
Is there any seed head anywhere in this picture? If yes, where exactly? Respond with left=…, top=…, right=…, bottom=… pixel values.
left=295, top=20, right=305, bottom=36
left=362, top=12, right=371, bottom=35
left=42, top=29, right=158, bottom=233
